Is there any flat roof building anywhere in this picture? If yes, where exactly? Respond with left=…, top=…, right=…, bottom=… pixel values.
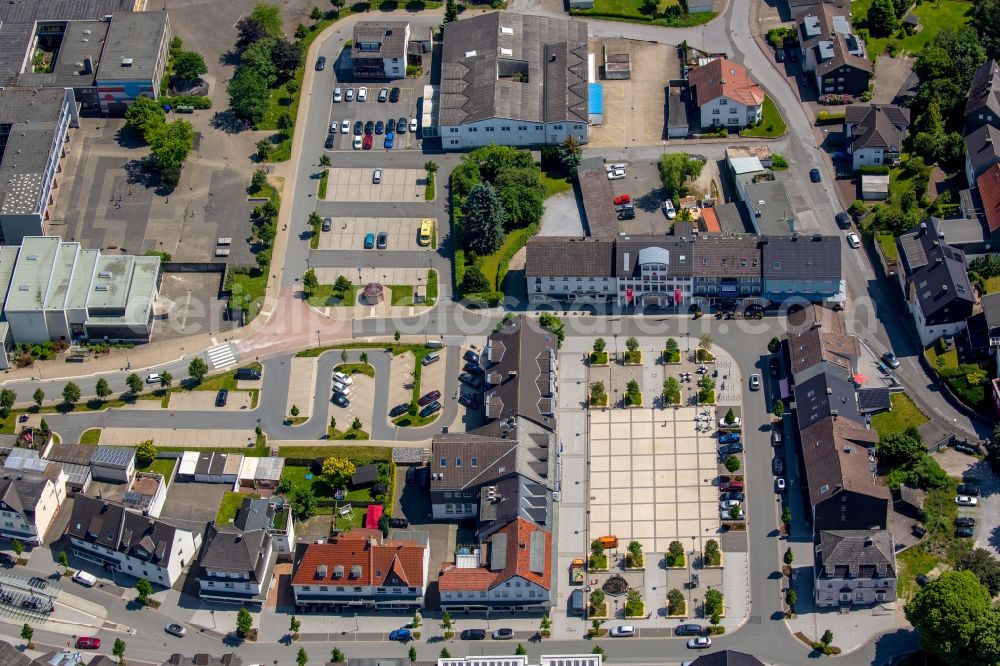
left=95, top=12, right=171, bottom=114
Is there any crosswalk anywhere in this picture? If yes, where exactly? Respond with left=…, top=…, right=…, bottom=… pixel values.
left=205, top=342, right=238, bottom=370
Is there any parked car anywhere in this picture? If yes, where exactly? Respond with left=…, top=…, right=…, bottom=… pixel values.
left=215, top=389, right=228, bottom=407
left=354, top=120, right=363, bottom=135
left=389, top=403, right=409, bottom=417
left=389, top=517, right=409, bottom=528
left=389, top=87, right=401, bottom=103
left=464, top=361, right=484, bottom=374
left=373, top=168, right=382, bottom=184
left=364, top=120, right=374, bottom=135
left=718, top=443, right=743, bottom=457
left=719, top=499, right=742, bottom=510
left=719, top=417, right=742, bottom=428
left=847, top=232, right=862, bottom=248
left=364, top=232, right=375, bottom=249
left=614, top=194, right=631, bottom=206
left=956, top=495, right=978, bottom=506
left=324, top=134, right=334, bottom=149
left=721, top=507, right=745, bottom=520
left=165, top=624, right=186, bottom=638
left=332, top=371, right=354, bottom=386
left=333, top=88, right=343, bottom=103
left=377, top=232, right=388, bottom=249
left=418, top=390, right=441, bottom=406
left=386, top=118, right=396, bottom=134
left=957, top=524, right=975, bottom=537
left=397, top=116, right=408, bottom=133
left=719, top=432, right=741, bottom=445
left=389, top=628, right=411, bottom=642
left=76, top=638, right=101, bottom=649
left=772, top=457, right=784, bottom=475
left=385, top=132, right=394, bottom=149
left=810, top=168, right=822, bottom=182
left=749, top=374, right=761, bottom=390
left=775, top=478, right=786, bottom=493
left=459, top=372, right=482, bottom=389
left=332, top=394, right=350, bottom=408
left=363, top=134, right=373, bottom=150
left=357, top=86, right=368, bottom=102
left=146, top=373, right=161, bottom=384
left=774, top=48, right=785, bottom=63
left=341, top=119, right=350, bottom=134
left=322, top=217, right=332, bottom=232
left=375, top=120, right=384, bottom=135
left=405, top=466, right=417, bottom=483
left=769, top=357, right=780, bottom=376
left=332, top=380, right=351, bottom=396
left=788, top=48, right=798, bottom=61
left=719, top=491, right=744, bottom=502
left=609, top=626, right=635, bottom=638
left=491, top=628, right=514, bottom=640
left=315, top=56, right=326, bottom=71
left=663, top=199, right=676, bottom=219
left=882, top=352, right=900, bottom=369
left=955, top=516, right=976, bottom=527
left=607, top=169, right=626, bottom=180
left=235, top=368, right=261, bottom=381
left=378, top=87, right=389, bottom=102
left=419, top=401, right=441, bottom=417
left=835, top=212, right=851, bottom=229
left=464, top=350, right=480, bottom=363
left=72, top=570, right=97, bottom=587
left=606, top=163, right=626, bottom=171
left=957, top=483, right=980, bottom=497
left=352, top=136, right=362, bottom=150
left=687, top=637, right=712, bottom=649
left=409, top=118, right=418, bottom=133
left=345, top=88, right=355, bottom=102
left=459, top=393, right=480, bottom=409
left=720, top=479, right=744, bottom=492
left=674, top=624, right=705, bottom=636
left=461, top=629, right=486, bottom=640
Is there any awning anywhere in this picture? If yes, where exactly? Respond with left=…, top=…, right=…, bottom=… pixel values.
left=779, top=378, right=790, bottom=400
left=853, top=373, right=867, bottom=385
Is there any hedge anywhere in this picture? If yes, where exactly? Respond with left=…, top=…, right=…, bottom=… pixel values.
left=162, top=95, right=212, bottom=110
left=464, top=291, right=504, bottom=307
left=860, top=165, right=890, bottom=175
left=496, top=222, right=538, bottom=290
left=816, top=111, right=846, bottom=124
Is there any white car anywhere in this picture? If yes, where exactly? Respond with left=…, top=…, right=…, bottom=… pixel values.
left=357, top=86, right=368, bottom=102
left=607, top=169, right=626, bottom=180
left=72, top=571, right=97, bottom=587
left=409, top=118, right=418, bottom=133
left=719, top=417, right=742, bottom=428
left=606, top=163, right=626, bottom=172
left=847, top=232, right=861, bottom=248
left=719, top=499, right=742, bottom=510
left=341, top=120, right=350, bottom=134
left=332, top=379, right=351, bottom=395
left=353, top=136, right=362, bottom=150
left=775, top=478, right=786, bottom=493
left=749, top=374, right=761, bottom=390
left=329, top=122, right=337, bottom=134
left=956, top=495, right=978, bottom=506
left=333, top=87, right=343, bottom=102
left=687, top=637, right=712, bottom=649
left=332, top=371, right=354, bottom=386
left=663, top=199, right=676, bottom=219
left=345, top=88, right=355, bottom=102
left=146, top=373, right=161, bottom=384
left=609, top=625, right=635, bottom=638
left=721, top=507, right=745, bottom=520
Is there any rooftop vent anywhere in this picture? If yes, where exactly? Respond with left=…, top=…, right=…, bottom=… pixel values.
left=121, top=57, right=133, bottom=67
left=98, top=271, right=112, bottom=278
left=501, top=26, right=513, bottom=35
left=95, top=284, right=109, bottom=291
left=465, top=50, right=477, bottom=58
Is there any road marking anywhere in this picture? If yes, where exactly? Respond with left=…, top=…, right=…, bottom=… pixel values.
left=206, top=343, right=238, bottom=369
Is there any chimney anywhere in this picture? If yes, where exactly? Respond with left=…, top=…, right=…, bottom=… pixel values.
left=919, top=222, right=927, bottom=235
left=864, top=537, right=874, bottom=547
left=942, top=285, right=948, bottom=292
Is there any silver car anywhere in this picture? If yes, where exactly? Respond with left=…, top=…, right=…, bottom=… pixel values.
left=165, top=624, right=186, bottom=638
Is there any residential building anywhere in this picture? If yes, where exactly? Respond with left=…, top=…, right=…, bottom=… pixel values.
left=435, top=12, right=589, bottom=148
left=896, top=220, right=975, bottom=346
left=762, top=236, right=845, bottom=307
left=90, top=446, right=135, bottom=482
left=0, top=89, right=79, bottom=244
left=814, top=529, right=897, bottom=608
left=578, top=161, right=618, bottom=237
left=482, top=315, right=559, bottom=429
left=7, top=447, right=88, bottom=495
left=735, top=174, right=798, bottom=237
left=438, top=517, right=553, bottom=612
left=66, top=495, right=197, bottom=587
left=233, top=497, right=296, bottom=558
left=198, top=524, right=275, bottom=606
left=965, top=59, right=1000, bottom=133
left=786, top=304, right=860, bottom=385
left=177, top=451, right=243, bottom=484
left=525, top=237, right=616, bottom=304
left=0, top=237, right=160, bottom=344
left=799, top=416, right=889, bottom=531
left=796, top=5, right=871, bottom=95
left=94, top=12, right=171, bottom=115
left=291, top=530, right=429, bottom=610
left=120, top=472, right=167, bottom=518
left=690, top=236, right=764, bottom=306
left=965, top=124, right=1000, bottom=188
left=667, top=87, right=690, bottom=138
left=0, top=641, right=29, bottom=666
left=162, top=655, right=241, bottom=666
left=974, top=163, right=1000, bottom=246
left=0, top=467, right=67, bottom=545
left=439, top=657, right=601, bottom=666
left=684, top=653, right=765, bottom=666
left=844, top=105, right=910, bottom=171
left=967, top=291, right=1000, bottom=357
left=350, top=22, right=410, bottom=80
left=687, top=57, right=764, bottom=129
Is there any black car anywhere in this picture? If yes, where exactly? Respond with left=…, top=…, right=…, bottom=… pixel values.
left=397, top=116, right=408, bottom=134
left=332, top=393, right=350, bottom=408
left=315, top=56, right=326, bottom=71
left=364, top=120, right=374, bottom=135
left=389, top=517, right=409, bottom=528
left=464, top=350, right=480, bottom=363
left=618, top=208, right=636, bottom=220
left=377, top=232, right=388, bottom=249
left=718, top=443, right=743, bottom=457
left=775, top=48, right=785, bottom=63
left=957, top=525, right=975, bottom=537
left=461, top=629, right=487, bottom=641
left=324, top=134, right=334, bottom=149
left=674, top=624, right=705, bottom=637
left=835, top=212, right=851, bottom=229
left=389, top=87, right=401, bottom=103
left=389, top=403, right=409, bottom=417
left=235, top=367, right=261, bottom=381
left=955, top=516, right=976, bottom=528
left=419, top=401, right=441, bottom=417
left=405, top=467, right=417, bottom=483
left=418, top=390, right=441, bottom=406
left=464, top=361, right=483, bottom=374
left=216, top=389, right=228, bottom=407
left=322, top=217, right=332, bottom=232
left=354, top=120, right=364, bottom=136
left=458, top=393, right=480, bottom=409
left=719, top=491, right=744, bottom=502
left=772, top=456, right=784, bottom=475
left=810, top=168, right=822, bottom=182
left=386, top=118, right=396, bottom=134
left=957, top=483, right=981, bottom=497
left=375, top=120, right=384, bottom=135
left=459, top=372, right=482, bottom=389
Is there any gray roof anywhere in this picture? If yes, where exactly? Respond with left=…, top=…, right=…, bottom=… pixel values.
left=617, top=237, right=696, bottom=278
left=816, top=529, right=896, bottom=579
left=793, top=368, right=863, bottom=431
left=797, top=5, right=871, bottom=78
left=845, top=104, right=910, bottom=152
left=234, top=498, right=276, bottom=532
left=15, top=20, right=108, bottom=89
left=578, top=166, right=618, bottom=237
left=67, top=495, right=185, bottom=568
left=965, top=59, right=1000, bottom=125
left=965, top=124, right=1000, bottom=178
left=95, top=12, right=169, bottom=83
left=478, top=474, right=549, bottom=531
left=46, top=444, right=96, bottom=466
left=432, top=416, right=551, bottom=492
left=714, top=201, right=754, bottom=234
left=762, top=235, right=842, bottom=280
left=667, top=87, right=689, bottom=130
left=483, top=316, right=558, bottom=429
left=0, top=88, right=73, bottom=216
left=352, top=22, right=408, bottom=60
left=163, top=655, right=242, bottom=666
left=687, top=652, right=766, bottom=666
left=0, top=641, right=31, bottom=666
left=935, top=215, right=989, bottom=246
left=92, top=446, right=135, bottom=468
left=200, top=524, right=272, bottom=580
left=740, top=178, right=797, bottom=236
left=525, top=236, right=615, bottom=277
left=439, top=12, right=588, bottom=126
left=857, top=387, right=892, bottom=413
left=897, top=219, right=974, bottom=322
left=689, top=236, right=760, bottom=278
left=0, top=469, right=53, bottom=515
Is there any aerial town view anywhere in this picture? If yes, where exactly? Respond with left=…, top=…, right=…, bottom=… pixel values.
left=0, top=0, right=998, bottom=664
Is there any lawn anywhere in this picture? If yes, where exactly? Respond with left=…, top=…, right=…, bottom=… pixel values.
left=741, top=97, right=787, bottom=138
left=426, top=269, right=438, bottom=302
left=334, top=362, right=374, bottom=379
left=897, top=546, right=939, bottom=601
left=571, top=0, right=715, bottom=26
left=389, top=285, right=415, bottom=306
left=138, top=458, right=177, bottom=485
left=278, top=444, right=391, bottom=463
left=425, top=172, right=435, bottom=201
left=479, top=224, right=538, bottom=291
left=216, top=491, right=259, bottom=525
left=985, top=276, right=1000, bottom=294
left=307, top=283, right=357, bottom=307
left=328, top=426, right=370, bottom=440
left=877, top=233, right=899, bottom=263
left=195, top=362, right=262, bottom=392
left=80, top=428, right=101, bottom=445
left=541, top=172, right=573, bottom=199
left=924, top=345, right=958, bottom=370
left=870, top=393, right=929, bottom=438
left=227, top=270, right=267, bottom=319
left=392, top=411, right=440, bottom=427
left=318, top=170, right=329, bottom=199
left=854, top=0, right=973, bottom=61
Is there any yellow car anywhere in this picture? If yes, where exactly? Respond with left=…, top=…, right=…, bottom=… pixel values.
left=419, top=218, right=434, bottom=246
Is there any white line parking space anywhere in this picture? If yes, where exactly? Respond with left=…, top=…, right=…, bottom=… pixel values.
left=315, top=267, right=424, bottom=286
left=321, top=168, right=426, bottom=203
left=317, top=217, right=430, bottom=251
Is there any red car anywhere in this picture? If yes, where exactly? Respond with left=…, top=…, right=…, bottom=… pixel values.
left=363, top=134, right=373, bottom=150
left=418, top=390, right=441, bottom=406
left=720, top=480, right=744, bottom=492
left=76, top=638, right=101, bottom=649
left=614, top=194, right=630, bottom=205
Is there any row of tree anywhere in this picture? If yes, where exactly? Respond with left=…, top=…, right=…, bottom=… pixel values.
left=228, top=3, right=302, bottom=126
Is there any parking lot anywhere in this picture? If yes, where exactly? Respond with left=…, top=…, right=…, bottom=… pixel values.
left=315, top=217, right=429, bottom=251
left=329, top=373, right=376, bottom=433
left=324, top=80, right=423, bottom=151
left=322, top=168, right=427, bottom=203
left=159, top=480, right=228, bottom=532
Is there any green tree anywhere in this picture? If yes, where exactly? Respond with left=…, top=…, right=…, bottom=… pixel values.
left=667, top=588, right=685, bottom=615
left=251, top=168, right=269, bottom=191
left=444, top=0, right=458, bottom=22
left=439, top=649, right=451, bottom=659
left=95, top=378, right=111, bottom=400
left=974, top=0, right=1000, bottom=60
left=296, top=648, right=308, bottom=666
left=11, top=540, right=23, bottom=557
left=228, top=68, right=271, bottom=123
left=135, top=578, right=153, bottom=603
left=724, top=408, right=736, bottom=424
left=58, top=550, right=69, bottom=572
left=136, top=440, right=157, bottom=466
left=460, top=264, right=490, bottom=293
left=290, top=615, right=301, bottom=636
left=768, top=337, right=781, bottom=353
left=424, top=160, right=439, bottom=176
left=124, top=96, right=165, bottom=137
left=331, top=275, right=351, bottom=294
left=38, top=419, right=50, bottom=439
left=662, top=376, right=681, bottom=405
left=462, top=183, right=507, bottom=254
left=905, top=570, right=993, bottom=663
left=867, top=0, right=898, bottom=36
left=821, top=630, right=834, bottom=647
left=147, top=119, right=195, bottom=171
left=407, top=647, right=416, bottom=663
left=290, top=404, right=300, bottom=417
left=172, top=51, right=208, bottom=82
left=514, top=644, right=527, bottom=655
left=302, top=269, right=319, bottom=294
left=667, top=540, right=685, bottom=566
left=250, top=2, right=283, bottom=37
left=359, top=352, right=368, bottom=365
left=291, top=487, right=317, bottom=520
left=956, top=548, right=1000, bottom=597
left=21, top=623, right=33, bottom=649
left=32, top=388, right=44, bottom=409
left=877, top=432, right=924, bottom=467
left=159, top=371, right=173, bottom=389
left=590, top=588, right=606, bottom=610
left=351, top=416, right=362, bottom=431
left=321, top=456, right=356, bottom=487
left=310, top=6, right=323, bottom=20
left=113, top=638, right=126, bottom=663
left=442, top=610, right=454, bottom=632
left=782, top=506, right=792, bottom=525
left=724, top=455, right=741, bottom=473
left=0, top=389, right=15, bottom=416
left=786, top=589, right=797, bottom=606
left=62, top=382, right=81, bottom=406
left=126, top=373, right=143, bottom=394
left=236, top=607, right=254, bottom=637
left=658, top=153, right=705, bottom=196
left=773, top=399, right=784, bottom=418
left=188, top=357, right=208, bottom=383
left=625, top=336, right=639, bottom=352
left=319, top=154, right=331, bottom=167
left=705, top=588, right=723, bottom=617
left=329, top=648, right=345, bottom=663
left=538, top=312, right=565, bottom=347
left=557, top=135, right=583, bottom=176
left=256, top=139, right=273, bottom=160
left=593, top=338, right=607, bottom=353
left=784, top=547, right=794, bottom=565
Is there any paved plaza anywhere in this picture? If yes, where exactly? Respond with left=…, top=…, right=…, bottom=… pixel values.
left=588, top=406, right=723, bottom=554
left=321, top=168, right=426, bottom=202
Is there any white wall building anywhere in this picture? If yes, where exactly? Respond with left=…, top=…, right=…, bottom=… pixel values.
left=0, top=467, right=67, bottom=545
left=687, top=58, right=764, bottom=129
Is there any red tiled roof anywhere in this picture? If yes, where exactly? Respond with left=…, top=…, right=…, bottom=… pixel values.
left=977, top=163, right=1000, bottom=233
left=687, top=58, right=765, bottom=108
left=291, top=533, right=425, bottom=588
left=700, top=208, right=721, bottom=233
left=437, top=518, right=552, bottom=593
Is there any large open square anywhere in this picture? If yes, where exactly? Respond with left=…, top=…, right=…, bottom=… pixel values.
left=588, top=406, right=722, bottom=554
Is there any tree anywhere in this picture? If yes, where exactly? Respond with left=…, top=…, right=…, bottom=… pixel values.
left=319, top=154, right=331, bottom=167
left=699, top=333, right=713, bottom=351
left=411, top=610, right=421, bottom=628
left=495, top=166, right=545, bottom=228
left=272, top=38, right=301, bottom=81
left=905, top=570, right=993, bottom=663
left=21, top=623, right=33, bottom=649
left=444, top=0, right=458, bottom=22
left=538, top=312, right=565, bottom=347
left=62, top=382, right=81, bottom=406
left=540, top=613, right=552, bottom=637
left=589, top=588, right=605, bottom=610
left=782, top=506, right=792, bottom=525
left=11, top=540, right=23, bottom=557
left=768, top=336, right=781, bottom=353
left=957, top=548, right=1000, bottom=596
left=359, top=352, right=368, bottom=365
left=296, top=648, right=308, bottom=666
left=704, top=539, right=721, bottom=566
left=407, top=647, right=416, bottom=663
left=462, top=183, right=507, bottom=254
left=159, top=371, right=173, bottom=389
left=291, top=488, right=317, bottom=520
left=351, top=416, right=362, bottom=431
left=188, top=357, right=208, bottom=383
left=173, top=51, right=207, bottom=82
left=290, top=404, right=300, bottom=417
left=657, top=153, right=705, bottom=196
left=442, top=610, right=454, bottom=631
left=0, top=389, right=15, bottom=416
left=987, top=424, right=1000, bottom=474
left=236, top=607, right=254, bottom=637
left=322, top=456, right=356, bottom=487
left=135, top=440, right=157, bottom=467
left=124, top=96, right=165, bottom=137
left=394, top=330, right=401, bottom=342
left=113, top=638, right=126, bottom=664
left=38, top=419, right=50, bottom=439
left=705, top=588, right=723, bottom=617
left=667, top=540, right=685, bottom=566
left=424, top=160, right=439, bottom=177
left=662, top=376, right=681, bottom=405
left=558, top=135, right=583, bottom=176
left=95, top=378, right=111, bottom=400
left=877, top=432, right=924, bottom=468
left=302, top=269, right=319, bottom=294
left=236, top=17, right=268, bottom=48
left=724, top=455, right=741, bottom=473
left=975, top=0, right=1000, bottom=60
left=290, top=615, right=301, bottom=636
left=591, top=646, right=606, bottom=658
left=32, top=388, right=44, bottom=409
left=250, top=2, right=283, bottom=37
left=439, top=649, right=451, bottom=659
left=773, top=399, right=784, bottom=418
left=786, top=589, right=797, bottom=607
left=784, top=547, right=794, bottom=566
left=135, top=578, right=153, bottom=603
left=724, top=408, right=736, bottom=424
left=58, top=550, right=69, bottom=572
left=329, top=648, right=345, bottom=663
left=310, top=6, right=323, bottom=20
left=821, top=630, right=834, bottom=648
left=147, top=119, right=195, bottom=172
left=228, top=68, right=271, bottom=124
left=625, top=336, right=639, bottom=352
left=460, top=264, right=491, bottom=293
left=514, top=644, right=527, bottom=655
left=667, top=588, right=685, bottom=615
left=255, top=139, right=273, bottom=160
left=126, top=373, right=143, bottom=394
left=594, top=338, right=607, bottom=353
left=867, top=0, right=898, bottom=36
left=251, top=168, right=269, bottom=191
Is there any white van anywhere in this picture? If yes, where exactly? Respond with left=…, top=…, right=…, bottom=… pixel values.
left=421, top=352, right=440, bottom=366
left=72, top=571, right=97, bottom=587
left=145, top=373, right=161, bottom=384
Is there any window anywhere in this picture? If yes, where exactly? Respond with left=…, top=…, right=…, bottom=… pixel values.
left=440, top=458, right=447, bottom=467
left=719, top=99, right=728, bottom=105
left=501, top=126, right=510, bottom=131
left=471, top=457, right=478, bottom=467
left=449, top=128, right=459, bottom=133
left=535, top=125, right=542, bottom=130
left=320, top=586, right=328, bottom=591
left=713, top=109, right=720, bottom=115
left=554, top=124, right=563, bottom=130
left=456, top=458, right=462, bottom=467
left=485, top=127, right=494, bottom=132
left=730, top=107, right=738, bottom=114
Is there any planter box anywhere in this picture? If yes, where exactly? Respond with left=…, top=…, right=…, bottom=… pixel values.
left=702, top=551, right=724, bottom=569
left=662, top=350, right=681, bottom=364
left=623, top=351, right=643, bottom=365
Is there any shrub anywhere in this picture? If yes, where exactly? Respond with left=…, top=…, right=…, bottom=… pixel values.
left=667, top=588, right=685, bottom=615
left=666, top=540, right=685, bottom=567
left=704, top=539, right=721, bottom=566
